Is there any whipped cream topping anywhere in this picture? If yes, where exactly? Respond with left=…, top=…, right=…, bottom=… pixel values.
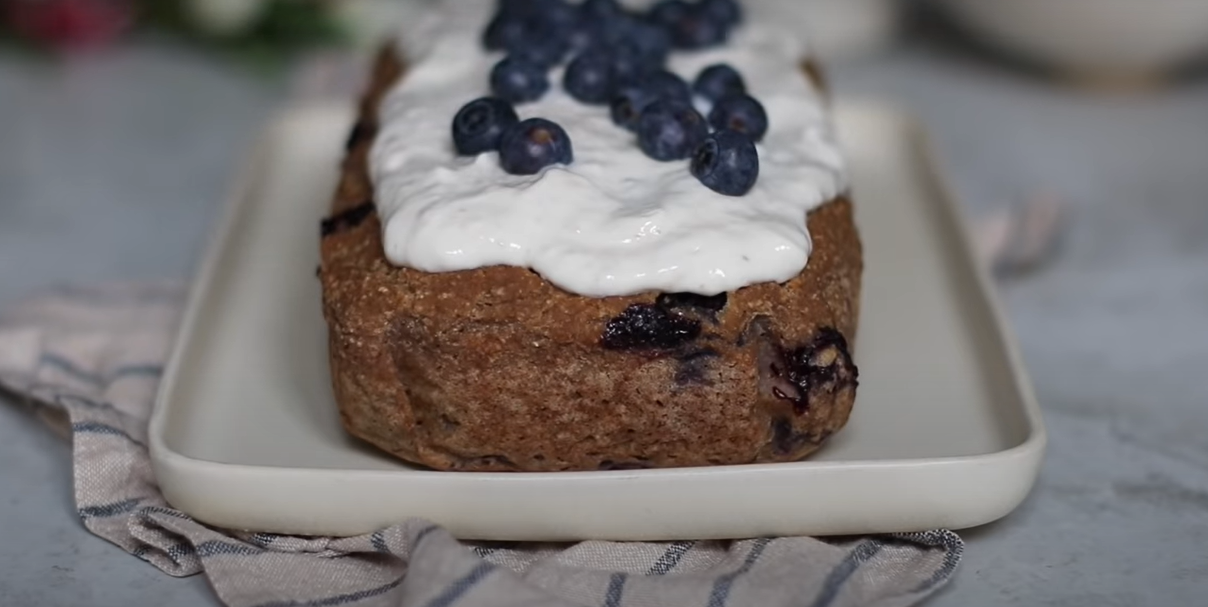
left=370, top=1, right=848, bottom=297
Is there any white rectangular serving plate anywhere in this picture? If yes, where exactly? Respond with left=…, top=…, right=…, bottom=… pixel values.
left=149, top=100, right=1045, bottom=541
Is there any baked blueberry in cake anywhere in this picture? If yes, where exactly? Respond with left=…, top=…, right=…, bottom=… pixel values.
left=319, top=0, right=862, bottom=472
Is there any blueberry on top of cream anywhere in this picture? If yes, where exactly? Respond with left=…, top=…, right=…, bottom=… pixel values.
left=701, top=0, right=743, bottom=27
left=693, top=63, right=746, bottom=102
left=388, top=0, right=842, bottom=297
left=452, top=97, right=519, bottom=156
left=499, top=118, right=574, bottom=175
left=637, top=99, right=709, bottom=161
left=564, top=49, right=616, bottom=105
left=709, top=93, right=769, bottom=141
left=638, top=69, right=693, bottom=105
left=609, top=84, right=659, bottom=132
left=490, top=56, right=550, bottom=103
left=691, top=130, right=759, bottom=196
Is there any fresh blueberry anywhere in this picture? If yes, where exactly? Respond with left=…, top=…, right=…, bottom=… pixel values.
left=607, top=43, right=657, bottom=87
left=566, top=29, right=597, bottom=54
left=596, top=12, right=638, bottom=41
left=693, top=63, right=746, bottom=102
left=647, top=0, right=691, bottom=30
left=701, top=0, right=743, bottom=27
left=589, top=12, right=626, bottom=43
left=608, top=70, right=687, bottom=124
left=483, top=14, right=527, bottom=51
left=564, top=51, right=615, bottom=104
left=641, top=69, right=692, bottom=103
left=499, top=118, right=574, bottom=175
left=533, top=0, right=581, bottom=31
left=582, top=0, right=624, bottom=21
left=490, top=56, right=550, bottom=103
left=666, top=5, right=728, bottom=49
left=610, top=84, right=659, bottom=131
left=589, top=14, right=669, bottom=69
left=690, top=130, right=759, bottom=196
left=529, top=0, right=584, bottom=49
left=708, top=94, right=769, bottom=141
left=451, top=97, right=519, bottom=156
left=620, top=19, right=671, bottom=64
left=637, top=99, right=709, bottom=161
left=578, top=9, right=631, bottom=52
left=496, top=0, right=580, bottom=25
left=489, top=1, right=581, bottom=58
left=509, top=35, right=570, bottom=68
left=494, top=0, right=533, bottom=18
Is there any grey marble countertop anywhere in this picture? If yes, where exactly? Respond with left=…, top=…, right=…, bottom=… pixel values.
left=3, top=35, right=1208, bottom=606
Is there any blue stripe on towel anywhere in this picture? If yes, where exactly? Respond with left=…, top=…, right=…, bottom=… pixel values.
left=251, top=578, right=404, bottom=607
left=648, top=541, right=695, bottom=575
left=603, top=572, right=627, bottom=607
left=38, top=353, right=162, bottom=385
left=705, top=538, right=772, bottom=607
left=809, top=540, right=885, bottom=607
left=371, top=530, right=389, bottom=553
left=195, top=540, right=265, bottom=558
left=71, top=421, right=143, bottom=446
left=78, top=498, right=142, bottom=519
left=426, top=562, right=495, bottom=607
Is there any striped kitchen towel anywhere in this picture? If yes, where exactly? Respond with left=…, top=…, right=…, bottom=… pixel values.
left=0, top=283, right=962, bottom=607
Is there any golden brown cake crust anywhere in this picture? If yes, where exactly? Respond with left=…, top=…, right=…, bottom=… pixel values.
left=319, top=47, right=863, bottom=472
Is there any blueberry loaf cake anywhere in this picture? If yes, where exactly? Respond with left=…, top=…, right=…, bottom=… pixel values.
left=320, top=0, right=862, bottom=472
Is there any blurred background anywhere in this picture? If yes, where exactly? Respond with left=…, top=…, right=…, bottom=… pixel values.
left=2, top=1, right=1207, bottom=606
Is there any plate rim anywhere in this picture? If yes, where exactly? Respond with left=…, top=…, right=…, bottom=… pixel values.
left=148, top=99, right=1046, bottom=532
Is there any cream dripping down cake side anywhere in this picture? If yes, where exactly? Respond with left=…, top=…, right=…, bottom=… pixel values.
left=319, top=0, right=863, bottom=472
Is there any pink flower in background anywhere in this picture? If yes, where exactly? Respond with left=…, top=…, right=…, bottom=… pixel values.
left=3, top=0, right=133, bottom=49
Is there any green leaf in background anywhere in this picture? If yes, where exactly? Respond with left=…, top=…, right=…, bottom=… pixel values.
left=133, top=0, right=350, bottom=73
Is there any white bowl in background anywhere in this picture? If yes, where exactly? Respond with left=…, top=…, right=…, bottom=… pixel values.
left=749, top=0, right=901, bottom=60
left=935, top=0, right=1208, bottom=77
